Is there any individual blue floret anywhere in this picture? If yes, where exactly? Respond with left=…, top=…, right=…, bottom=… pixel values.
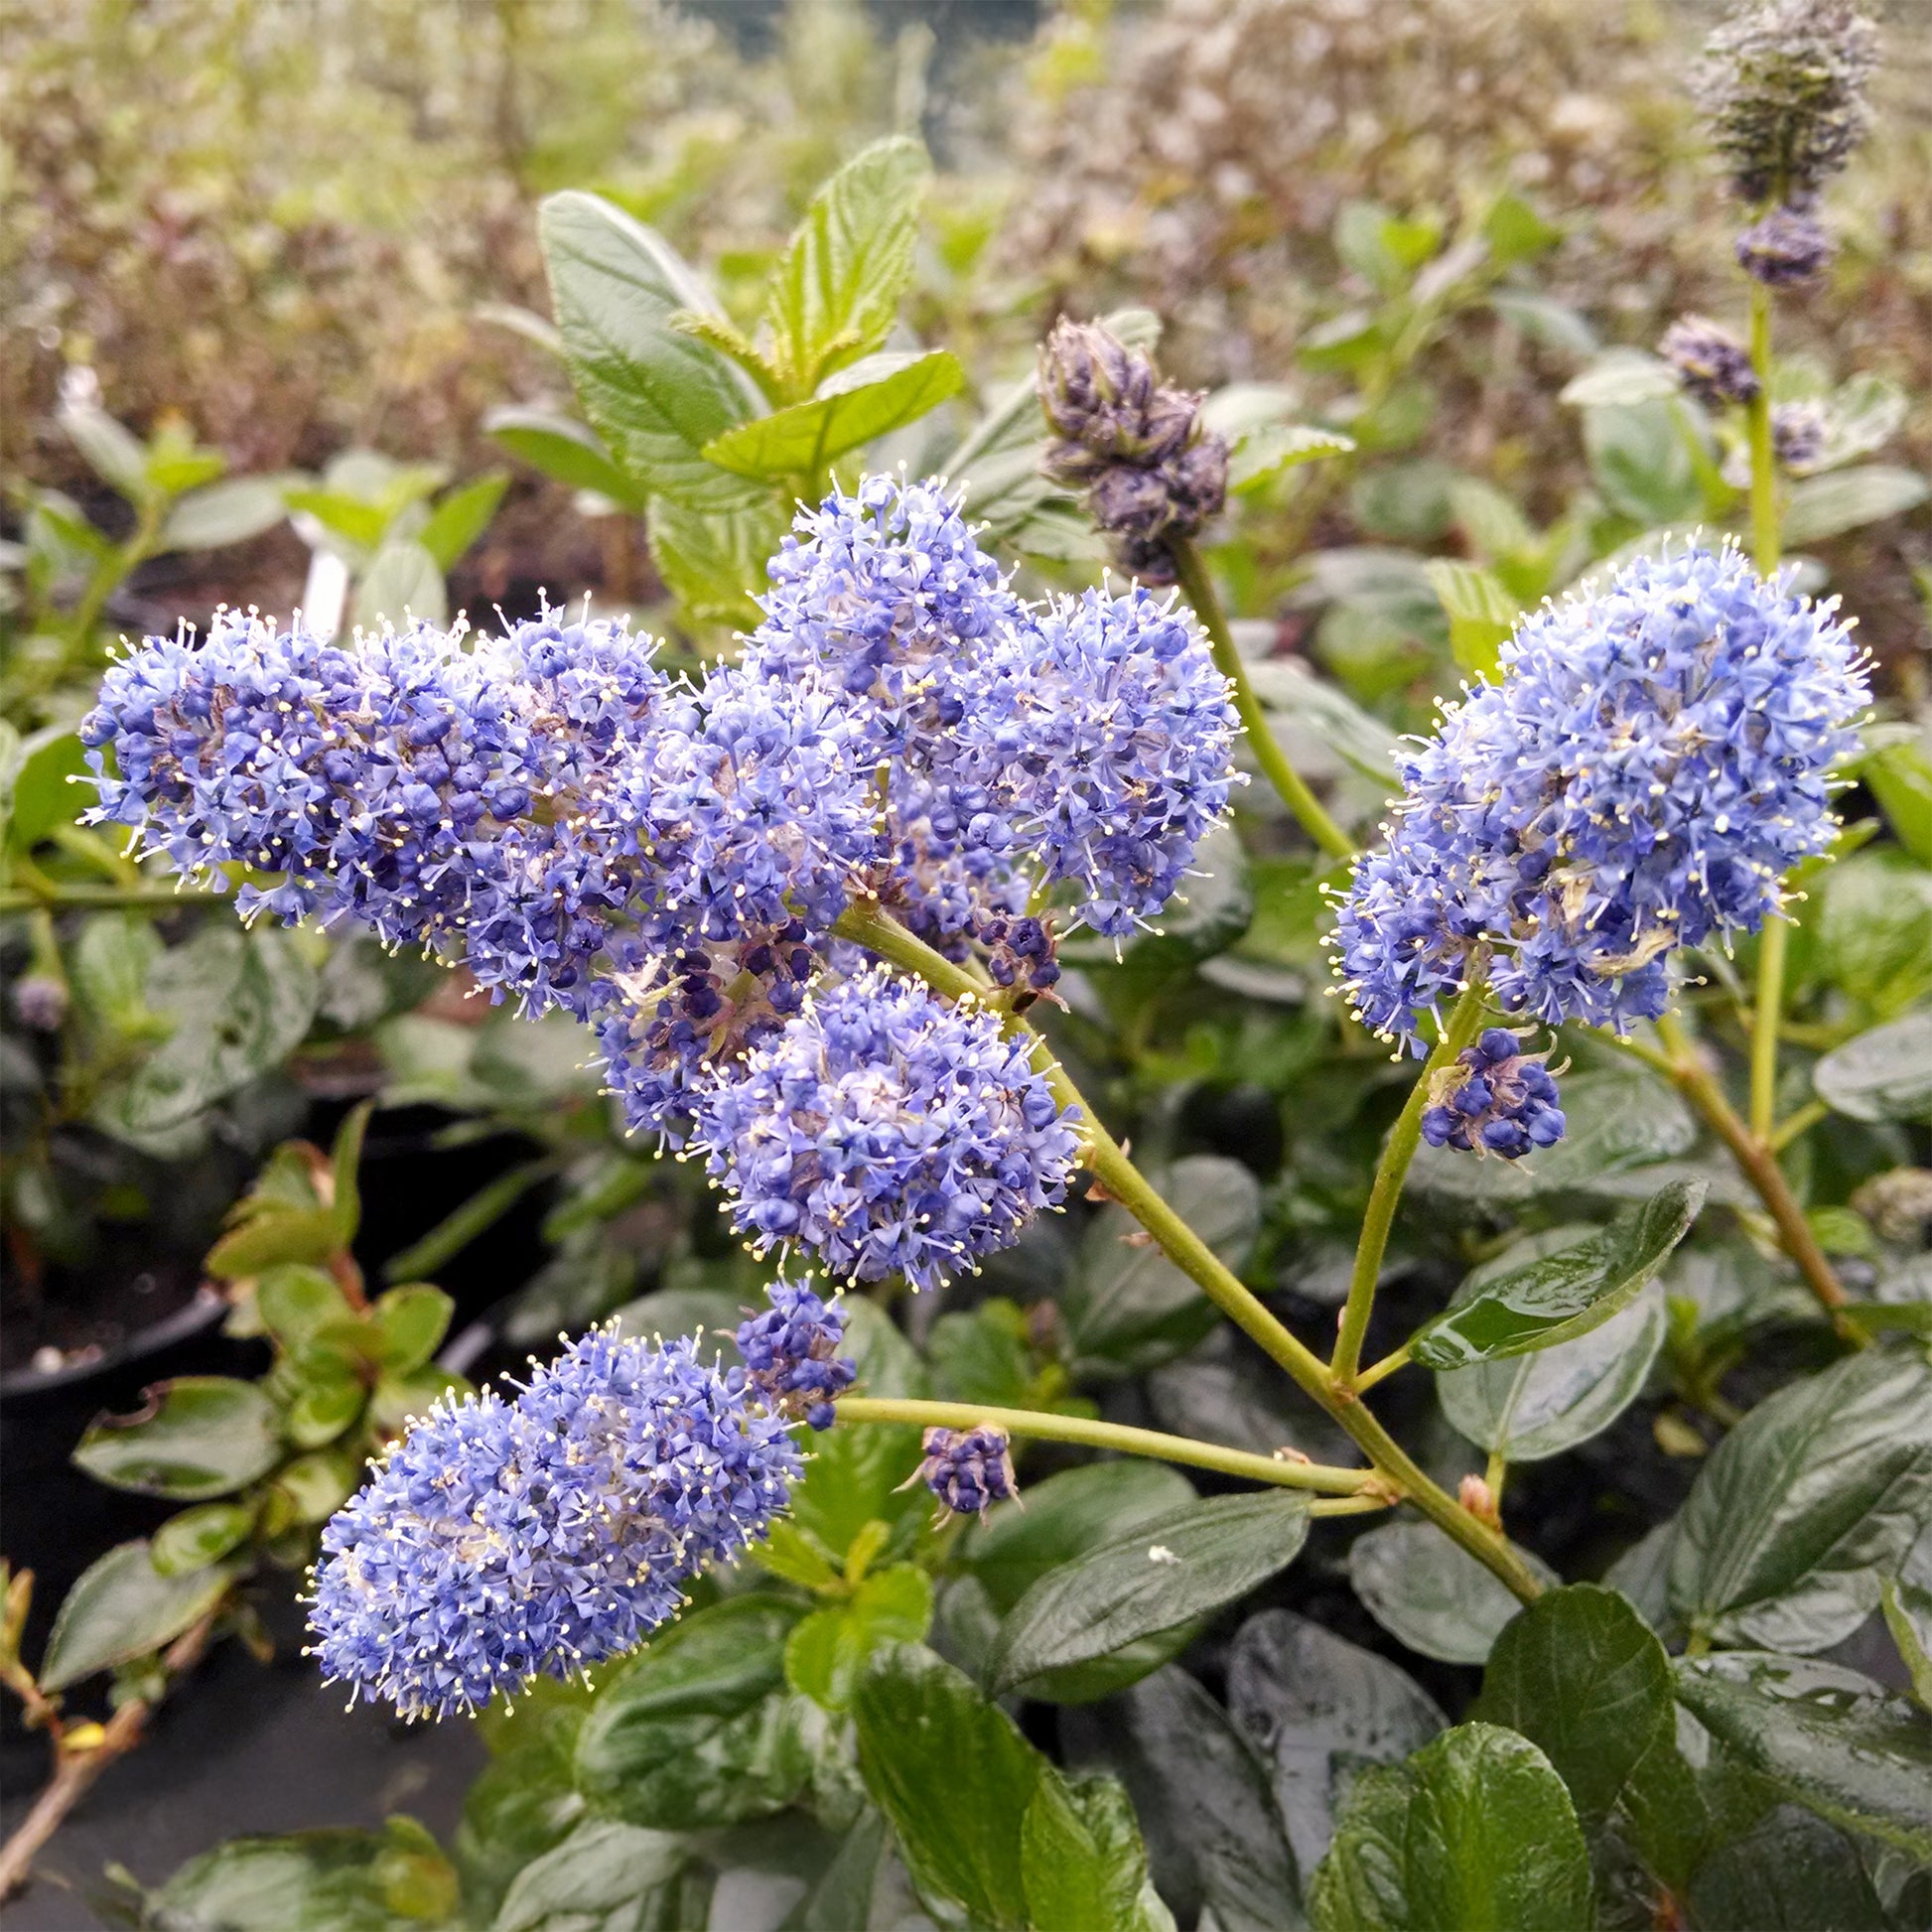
left=735, top=1278, right=856, bottom=1430
left=695, top=964, right=1082, bottom=1292
left=1421, top=1029, right=1568, bottom=1160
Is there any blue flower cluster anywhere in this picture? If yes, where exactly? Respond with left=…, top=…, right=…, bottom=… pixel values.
left=696, top=964, right=1082, bottom=1293
left=1421, top=1030, right=1567, bottom=1161
left=906, top=1425, right=1019, bottom=1521
left=734, top=1277, right=856, bottom=1430
left=306, top=1326, right=799, bottom=1719
left=1334, top=546, right=1867, bottom=1055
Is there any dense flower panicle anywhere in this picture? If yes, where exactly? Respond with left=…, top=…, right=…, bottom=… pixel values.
left=696, top=965, right=1082, bottom=1293
left=1335, top=545, right=1868, bottom=1047
left=1771, top=399, right=1830, bottom=472
left=906, top=1426, right=1019, bottom=1521
left=735, top=1278, right=856, bottom=1430
left=1421, top=1030, right=1568, bottom=1160
left=960, top=587, right=1241, bottom=937
left=1700, top=0, right=1878, bottom=204
left=81, top=607, right=671, bottom=1020
left=1734, top=205, right=1834, bottom=287
left=1661, top=316, right=1761, bottom=409
left=306, top=1329, right=800, bottom=1720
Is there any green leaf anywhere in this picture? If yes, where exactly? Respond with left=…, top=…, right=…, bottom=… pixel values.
left=644, top=490, right=786, bottom=626
left=5, top=727, right=88, bottom=854
left=1065, top=1155, right=1261, bottom=1373
left=1666, top=1345, right=1932, bottom=1653
left=1069, top=1662, right=1305, bottom=1932
left=540, top=191, right=761, bottom=510
left=1860, top=732, right=1932, bottom=866
left=765, top=136, right=930, bottom=388
left=1225, top=1609, right=1444, bottom=1882
left=1559, top=348, right=1680, bottom=408
left=491, top=1820, right=693, bottom=1932
left=284, top=485, right=392, bottom=555
left=151, top=1501, right=257, bottom=1577
left=1438, top=1274, right=1667, bottom=1462
left=1411, top=1179, right=1704, bottom=1368
left=256, top=1266, right=355, bottom=1347
left=700, top=347, right=963, bottom=479
left=1673, top=1652, right=1932, bottom=1860
left=990, top=1490, right=1310, bottom=1696
left=273, top=1448, right=360, bottom=1525
left=285, top=1358, right=369, bottom=1449
left=1348, top=1520, right=1558, bottom=1665
left=39, top=1540, right=232, bottom=1692
left=353, top=538, right=446, bottom=631
left=1880, top=1575, right=1932, bottom=1712
left=1583, top=398, right=1704, bottom=527
left=368, top=1365, right=464, bottom=1437
left=60, top=400, right=150, bottom=498
left=416, top=472, right=507, bottom=573
left=371, top=1284, right=455, bottom=1371
left=851, top=1641, right=1040, bottom=1931
left=484, top=407, right=646, bottom=511
left=68, top=912, right=162, bottom=1036
left=1814, top=1010, right=1932, bottom=1124
left=152, top=1824, right=462, bottom=1932
left=161, top=477, right=291, bottom=551
left=1245, top=656, right=1402, bottom=786
left=574, top=1595, right=807, bottom=1830
left=1782, top=464, right=1928, bottom=545
left=1022, top=1769, right=1165, bottom=1932
left=1817, top=848, right=1932, bottom=1018
left=1311, top=1723, right=1592, bottom=1932
left=1229, top=423, right=1356, bottom=493
left=1686, top=1805, right=1887, bottom=1932
left=73, top=1376, right=281, bottom=1499
left=1423, top=559, right=1519, bottom=679
left=785, top=1564, right=933, bottom=1713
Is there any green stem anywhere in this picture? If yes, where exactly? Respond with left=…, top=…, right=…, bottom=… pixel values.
left=833, top=1396, right=1379, bottom=1496
left=1745, top=282, right=1779, bottom=577
left=831, top=898, right=1546, bottom=1604
left=1331, top=985, right=1486, bottom=1389
left=1750, top=916, right=1788, bottom=1145
left=1352, top=1342, right=1410, bottom=1394
left=1167, top=535, right=1355, bottom=862
left=1770, top=1097, right=1830, bottom=1154
left=0, top=885, right=225, bottom=913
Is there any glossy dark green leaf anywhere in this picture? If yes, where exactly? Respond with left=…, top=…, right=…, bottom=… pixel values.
left=286, top=1366, right=369, bottom=1449
left=850, top=1641, right=1039, bottom=1931
left=1686, top=1804, right=1887, bottom=1932
left=491, top=1819, right=693, bottom=1932
left=539, top=190, right=761, bottom=510
left=701, top=349, right=963, bottom=479
left=484, top=406, right=646, bottom=511
left=1666, top=1345, right=1932, bottom=1652
left=1022, top=1769, right=1166, bottom=1932
left=73, top=1376, right=281, bottom=1499
left=1813, top=1010, right=1932, bottom=1124
left=1412, top=1179, right=1703, bottom=1369
left=1673, top=1651, right=1932, bottom=1860
left=1310, top=1723, right=1592, bottom=1932
left=151, top=1501, right=256, bottom=1578
left=1226, top=1608, right=1444, bottom=1879
left=785, top=1564, right=932, bottom=1713
left=417, top=471, right=507, bottom=572
left=990, top=1490, right=1310, bottom=1696
left=371, top=1285, right=455, bottom=1372
left=764, top=136, right=929, bottom=385
left=151, top=1823, right=461, bottom=1932
left=68, top=911, right=161, bottom=1035
left=574, top=1596, right=807, bottom=1830
left=1348, top=1520, right=1556, bottom=1666
left=1066, top=1663, right=1305, bottom=1932
left=39, top=1540, right=233, bottom=1692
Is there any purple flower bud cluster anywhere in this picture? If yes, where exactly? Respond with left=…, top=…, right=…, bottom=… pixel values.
left=734, top=1277, right=856, bottom=1430
left=1660, top=316, right=1761, bottom=410
left=695, top=965, right=1082, bottom=1293
left=306, top=1326, right=800, bottom=1720
left=1734, top=205, right=1834, bottom=287
left=1771, top=399, right=1831, bottom=472
left=1421, top=1030, right=1567, bottom=1161
left=1037, top=318, right=1230, bottom=583
left=905, top=1425, right=1019, bottom=1521
left=1334, top=545, right=1867, bottom=1056
left=977, top=912, right=1061, bottom=1012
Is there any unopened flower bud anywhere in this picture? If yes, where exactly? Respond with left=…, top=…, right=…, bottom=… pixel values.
left=13, top=975, right=69, bottom=1032
left=1771, top=398, right=1830, bottom=472
left=1660, top=316, right=1761, bottom=409
left=1421, top=1029, right=1567, bottom=1161
left=902, top=1425, right=1019, bottom=1522
left=1734, top=205, right=1834, bottom=287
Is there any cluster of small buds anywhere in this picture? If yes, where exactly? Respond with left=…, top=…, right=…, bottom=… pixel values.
left=976, top=911, right=1062, bottom=1012
left=1333, top=545, right=1868, bottom=1061
left=1700, top=0, right=1879, bottom=206
left=1660, top=316, right=1761, bottom=410
left=12, top=976, right=68, bottom=1032
left=903, top=1425, right=1020, bottom=1522
left=306, top=1326, right=800, bottom=1720
left=1734, top=205, right=1834, bottom=288
left=1037, top=318, right=1230, bottom=583
left=734, top=1278, right=856, bottom=1430
left=1771, top=399, right=1831, bottom=472
left=1421, top=1030, right=1568, bottom=1161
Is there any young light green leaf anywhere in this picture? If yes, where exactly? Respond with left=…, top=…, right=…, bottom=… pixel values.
left=851, top=1642, right=1040, bottom=1932
left=1666, top=1345, right=1932, bottom=1654
left=417, top=471, right=508, bottom=572
left=73, top=1376, right=281, bottom=1500
left=539, top=190, right=762, bottom=510
left=644, top=491, right=786, bottom=627
left=5, top=727, right=89, bottom=856
left=989, top=1491, right=1311, bottom=1696
left=39, top=1541, right=233, bottom=1692
left=1310, top=1724, right=1593, bottom=1932
left=1229, top=423, right=1356, bottom=493
left=1782, top=464, right=1928, bottom=545
left=1423, top=559, right=1519, bottom=680
left=764, top=136, right=931, bottom=389
left=484, top=407, right=646, bottom=511
left=352, top=538, right=446, bottom=631
left=371, top=1284, right=455, bottom=1372
left=1226, top=1609, right=1444, bottom=1880
left=1412, top=1179, right=1702, bottom=1369
left=784, top=1564, right=933, bottom=1713
left=1879, top=1576, right=1932, bottom=1711
left=1673, top=1652, right=1932, bottom=1861
left=699, top=348, right=963, bottom=480
left=1348, top=1520, right=1557, bottom=1665
left=151, top=1501, right=256, bottom=1578
left=1814, top=1010, right=1932, bottom=1123
left=1558, top=348, right=1680, bottom=408
left=160, top=477, right=291, bottom=552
